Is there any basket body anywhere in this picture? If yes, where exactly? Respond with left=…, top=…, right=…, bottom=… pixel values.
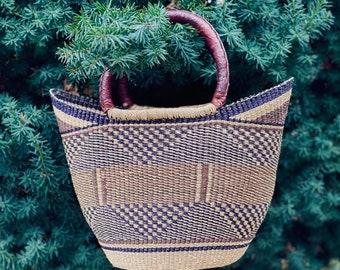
left=50, top=78, right=292, bottom=270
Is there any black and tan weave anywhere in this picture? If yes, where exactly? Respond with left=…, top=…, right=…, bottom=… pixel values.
left=50, top=77, right=293, bottom=270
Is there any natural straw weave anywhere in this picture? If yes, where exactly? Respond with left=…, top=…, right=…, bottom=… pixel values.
left=50, top=77, right=293, bottom=270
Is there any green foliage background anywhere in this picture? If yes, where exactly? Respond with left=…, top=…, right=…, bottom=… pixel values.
left=0, top=0, right=339, bottom=269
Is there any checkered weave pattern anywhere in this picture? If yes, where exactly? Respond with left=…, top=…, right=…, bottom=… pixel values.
left=50, top=78, right=293, bottom=270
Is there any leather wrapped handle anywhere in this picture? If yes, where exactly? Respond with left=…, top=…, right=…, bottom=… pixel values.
left=100, top=9, right=229, bottom=112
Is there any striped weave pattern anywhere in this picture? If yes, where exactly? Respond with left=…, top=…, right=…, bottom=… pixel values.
left=50, top=78, right=293, bottom=270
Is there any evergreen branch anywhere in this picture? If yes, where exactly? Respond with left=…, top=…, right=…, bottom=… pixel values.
left=30, top=136, right=50, bottom=178
left=305, top=0, right=333, bottom=33
left=0, top=0, right=15, bottom=14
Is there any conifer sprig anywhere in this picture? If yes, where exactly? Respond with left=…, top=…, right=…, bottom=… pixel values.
left=57, top=0, right=334, bottom=92
left=57, top=2, right=207, bottom=84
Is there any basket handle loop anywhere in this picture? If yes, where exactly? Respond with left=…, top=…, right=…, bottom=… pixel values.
left=100, top=9, right=229, bottom=112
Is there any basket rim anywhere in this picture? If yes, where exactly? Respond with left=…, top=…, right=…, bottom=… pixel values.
left=50, top=77, right=293, bottom=127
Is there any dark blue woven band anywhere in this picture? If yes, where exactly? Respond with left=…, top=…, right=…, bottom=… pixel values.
left=100, top=243, right=250, bottom=253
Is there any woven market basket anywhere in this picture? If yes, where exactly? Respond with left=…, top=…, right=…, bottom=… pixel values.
left=51, top=9, right=293, bottom=270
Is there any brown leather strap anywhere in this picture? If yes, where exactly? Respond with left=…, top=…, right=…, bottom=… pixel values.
left=100, top=9, right=229, bottom=111
left=99, top=69, right=115, bottom=113
left=167, top=9, right=229, bottom=107
left=117, top=75, right=134, bottom=108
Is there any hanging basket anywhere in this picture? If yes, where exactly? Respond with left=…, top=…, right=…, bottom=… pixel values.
left=50, top=9, right=293, bottom=270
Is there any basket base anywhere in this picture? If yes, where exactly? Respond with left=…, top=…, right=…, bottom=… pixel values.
left=102, top=245, right=248, bottom=270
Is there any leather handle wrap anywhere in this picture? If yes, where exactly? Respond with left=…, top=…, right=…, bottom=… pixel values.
left=167, top=9, right=229, bottom=107
left=100, top=72, right=133, bottom=112
left=100, top=9, right=229, bottom=112
left=100, top=70, right=115, bottom=113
